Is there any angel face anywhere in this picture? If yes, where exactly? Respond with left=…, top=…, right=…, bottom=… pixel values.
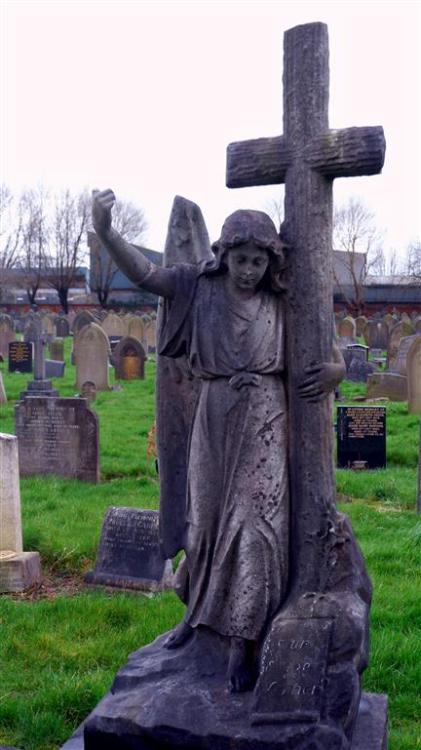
left=226, top=242, right=269, bottom=291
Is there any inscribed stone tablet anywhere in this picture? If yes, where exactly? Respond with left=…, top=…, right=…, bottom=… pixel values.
left=252, top=617, right=333, bottom=725
left=8, top=342, right=33, bottom=373
left=337, top=406, right=386, bottom=469
left=85, top=507, right=173, bottom=591
left=15, top=397, right=99, bottom=482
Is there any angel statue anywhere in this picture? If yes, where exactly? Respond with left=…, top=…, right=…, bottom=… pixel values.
left=92, top=189, right=345, bottom=694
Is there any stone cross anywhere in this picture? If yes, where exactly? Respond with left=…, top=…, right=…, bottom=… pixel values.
left=33, top=317, right=47, bottom=381
left=226, top=23, right=385, bottom=596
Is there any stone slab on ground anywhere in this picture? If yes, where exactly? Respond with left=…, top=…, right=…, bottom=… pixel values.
left=61, top=630, right=388, bottom=750
left=0, top=551, right=42, bottom=593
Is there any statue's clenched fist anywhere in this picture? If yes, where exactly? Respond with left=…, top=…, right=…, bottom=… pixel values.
left=92, top=188, right=116, bottom=237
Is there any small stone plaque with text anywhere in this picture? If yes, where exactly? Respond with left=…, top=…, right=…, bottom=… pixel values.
left=85, top=507, right=173, bottom=591
left=252, top=617, right=333, bottom=725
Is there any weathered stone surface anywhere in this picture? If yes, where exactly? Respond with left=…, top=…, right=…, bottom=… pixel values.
left=85, top=508, right=173, bottom=591
left=387, top=322, right=414, bottom=369
left=8, top=341, right=33, bottom=373
left=0, top=552, right=42, bottom=594
left=367, top=372, right=407, bottom=401
left=338, top=317, right=356, bottom=340
left=15, top=397, right=100, bottom=482
left=113, top=336, right=146, bottom=380
left=347, top=357, right=377, bottom=383
left=407, top=335, right=421, bottom=414
left=102, top=312, right=125, bottom=338
left=74, top=323, right=111, bottom=391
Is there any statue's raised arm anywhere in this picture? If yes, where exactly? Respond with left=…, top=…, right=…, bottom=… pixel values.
left=92, top=189, right=176, bottom=299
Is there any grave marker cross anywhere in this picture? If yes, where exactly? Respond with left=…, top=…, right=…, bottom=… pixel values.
left=226, top=22, right=386, bottom=596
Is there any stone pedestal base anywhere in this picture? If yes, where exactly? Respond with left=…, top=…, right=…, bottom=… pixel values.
left=0, top=551, right=42, bottom=593
left=61, top=630, right=388, bottom=750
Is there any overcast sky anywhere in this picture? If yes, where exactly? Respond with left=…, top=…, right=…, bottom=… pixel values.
left=1, top=0, right=420, bottom=262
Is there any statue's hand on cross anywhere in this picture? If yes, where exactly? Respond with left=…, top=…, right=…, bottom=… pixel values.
left=298, top=362, right=344, bottom=403
left=92, top=188, right=115, bottom=239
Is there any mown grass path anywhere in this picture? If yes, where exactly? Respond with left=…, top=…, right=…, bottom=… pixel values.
left=0, top=341, right=419, bottom=749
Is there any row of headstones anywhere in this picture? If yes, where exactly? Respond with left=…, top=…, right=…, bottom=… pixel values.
left=336, top=311, right=421, bottom=352
left=0, top=309, right=157, bottom=357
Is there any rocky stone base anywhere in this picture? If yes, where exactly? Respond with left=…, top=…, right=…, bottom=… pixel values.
left=0, top=551, right=42, bottom=593
left=61, top=630, right=388, bottom=750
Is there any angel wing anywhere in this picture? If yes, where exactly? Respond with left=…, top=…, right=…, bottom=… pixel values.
left=156, top=196, right=213, bottom=558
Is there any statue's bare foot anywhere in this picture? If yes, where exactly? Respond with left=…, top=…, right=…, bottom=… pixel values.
left=164, top=620, right=193, bottom=649
left=228, top=637, right=254, bottom=692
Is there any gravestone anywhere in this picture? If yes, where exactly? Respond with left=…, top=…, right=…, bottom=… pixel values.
left=49, top=338, right=65, bottom=361
left=338, top=316, right=356, bottom=340
left=127, top=314, right=146, bottom=345
left=102, top=312, right=125, bottom=338
left=414, top=316, right=421, bottom=333
left=391, top=334, right=419, bottom=376
left=45, top=359, right=65, bottom=378
left=0, top=433, right=42, bottom=592
left=407, top=335, right=421, bottom=414
left=364, top=320, right=389, bottom=350
left=15, top=397, right=99, bottom=482
left=85, top=507, right=173, bottom=591
left=55, top=317, right=70, bottom=337
left=81, top=381, right=97, bottom=403
left=64, top=21, right=387, bottom=750
left=145, top=317, right=157, bottom=352
left=355, top=315, right=367, bottom=337
left=337, top=406, right=386, bottom=469
left=113, top=336, right=146, bottom=380
left=0, top=371, right=6, bottom=404
left=8, top=341, right=33, bottom=373
left=72, top=310, right=96, bottom=335
left=74, top=323, right=111, bottom=391
left=387, top=321, right=413, bottom=369
left=20, top=318, right=58, bottom=399
left=0, top=314, right=15, bottom=358
left=366, top=372, right=407, bottom=402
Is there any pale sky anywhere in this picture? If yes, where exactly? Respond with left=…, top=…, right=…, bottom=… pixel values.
left=1, top=0, right=420, bottom=263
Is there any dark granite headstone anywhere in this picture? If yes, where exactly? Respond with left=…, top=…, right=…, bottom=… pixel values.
left=8, top=342, right=33, bottom=373
left=45, top=359, right=65, bottom=378
left=15, top=397, right=99, bottom=482
left=85, top=507, right=173, bottom=591
left=337, top=406, right=386, bottom=469
left=252, top=617, right=332, bottom=724
left=55, top=317, right=70, bottom=337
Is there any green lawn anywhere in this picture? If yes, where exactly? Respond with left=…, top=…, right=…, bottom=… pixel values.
left=0, top=341, right=420, bottom=749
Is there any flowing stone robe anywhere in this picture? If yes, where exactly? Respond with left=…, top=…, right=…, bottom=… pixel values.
left=159, top=262, right=289, bottom=641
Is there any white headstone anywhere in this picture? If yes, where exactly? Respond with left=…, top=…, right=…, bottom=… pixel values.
left=0, top=433, right=42, bottom=591
left=0, top=433, right=22, bottom=555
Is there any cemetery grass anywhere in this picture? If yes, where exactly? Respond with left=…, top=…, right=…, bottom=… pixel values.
left=0, top=351, right=420, bottom=750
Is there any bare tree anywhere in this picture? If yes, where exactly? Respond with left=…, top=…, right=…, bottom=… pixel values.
left=264, top=196, right=284, bottom=233
left=0, top=185, right=22, bottom=299
left=44, top=189, right=91, bottom=313
left=18, top=187, right=49, bottom=305
left=332, top=197, right=383, bottom=315
left=89, top=197, right=148, bottom=308
left=403, top=240, right=421, bottom=282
